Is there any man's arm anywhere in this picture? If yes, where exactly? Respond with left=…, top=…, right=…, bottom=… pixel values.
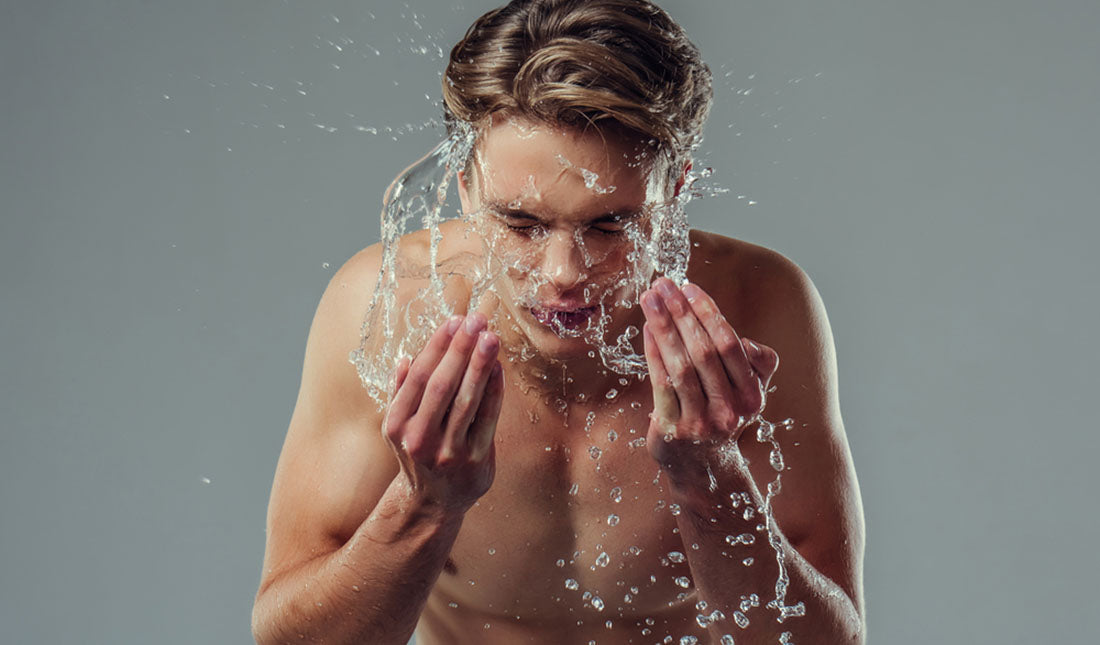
left=250, top=246, right=503, bottom=645
left=641, top=255, right=865, bottom=643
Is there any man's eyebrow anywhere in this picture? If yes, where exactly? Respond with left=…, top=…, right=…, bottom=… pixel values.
left=485, top=200, right=640, bottom=224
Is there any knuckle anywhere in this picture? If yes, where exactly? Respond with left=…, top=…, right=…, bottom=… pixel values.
left=670, top=362, right=693, bottom=383
left=453, top=392, right=474, bottom=414
left=401, top=435, right=425, bottom=459
left=715, top=335, right=739, bottom=357
left=713, top=405, right=738, bottom=431
left=383, top=420, right=404, bottom=443
left=435, top=451, right=459, bottom=469
left=426, top=378, right=452, bottom=400
left=405, top=368, right=429, bottom=392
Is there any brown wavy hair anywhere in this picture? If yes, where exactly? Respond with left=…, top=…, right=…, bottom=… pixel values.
left=442, top=0, right=712, bottom=175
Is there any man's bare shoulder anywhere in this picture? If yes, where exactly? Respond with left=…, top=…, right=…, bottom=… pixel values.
left=323, top=219, right=465, bottom=314
left=687, top=229, right=813, bottom=326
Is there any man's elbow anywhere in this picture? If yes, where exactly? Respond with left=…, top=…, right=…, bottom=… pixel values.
left=251, top=591, right=290, bottom=645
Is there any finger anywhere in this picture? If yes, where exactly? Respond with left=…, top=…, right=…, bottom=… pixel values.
left=643, top=323, right=679, bottom=421
left=653, top=279, right=733, bottom=402
left=681, top=283, right=758, bottom=401
left=641, top=287, right=706, bottom=417
left=417, top=312, right=488, bottom=428
left=467, top=361, right=504, bottom=461
left=441, top=330, right=499, bottom=457
left=389, top=316, right=462, bottom=422
left=393, top=356, right=411, bottom=392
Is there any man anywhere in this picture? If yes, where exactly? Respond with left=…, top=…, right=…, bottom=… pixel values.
left=251, top=1, right=865, bottom=643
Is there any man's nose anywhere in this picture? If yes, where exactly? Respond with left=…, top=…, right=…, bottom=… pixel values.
left=541, top=230, right=588, bottom=291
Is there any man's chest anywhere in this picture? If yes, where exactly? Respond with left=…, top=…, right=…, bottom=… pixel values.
left=436, top=385, right=707, bottom=618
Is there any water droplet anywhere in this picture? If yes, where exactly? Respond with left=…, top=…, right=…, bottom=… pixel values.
left=565, top=578, right=579, bottom=591
left=556, top=559, right=566, bottom=567
left=733, top=611, right=749, bottom=628
left=742, top=557, right=754, bottom=566
left=668, top=551, right=685, bottom=563
left=720, top=636, right=735, bottom=645
left=607, top=514, right=620, bottom=527
left=596, top=552, right=610, bottom=567
left=674, top=576, right=691, bottom=588
left=680, top=636, right=698, bottom=644
left=488, top=548, right=496, bottom=555
left=605, top=388, right=618, bottom=399
left=589, top=446, right=602, bottom=460
left=591, top=596, right=605, bottom=611
left=607, top=429, right=618, bottom=442
left=609, top=487, right=623, bottom=503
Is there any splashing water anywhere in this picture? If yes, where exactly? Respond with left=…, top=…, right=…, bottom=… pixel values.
left=345, top=103, right=803, bottom=637
left=349, top=114, right=709, bottom=399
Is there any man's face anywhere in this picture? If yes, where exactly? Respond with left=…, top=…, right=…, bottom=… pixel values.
left=459, top=116, right=672, bottom=360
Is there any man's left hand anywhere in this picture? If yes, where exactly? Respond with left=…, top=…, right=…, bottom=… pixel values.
left=640, top=277, right=780, bottom=490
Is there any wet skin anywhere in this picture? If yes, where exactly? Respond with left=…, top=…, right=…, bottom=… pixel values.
left=251, top=121, right=865, bottom=644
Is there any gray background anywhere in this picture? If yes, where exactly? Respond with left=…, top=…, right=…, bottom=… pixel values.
left=2, top=0, right=1097, bottom=643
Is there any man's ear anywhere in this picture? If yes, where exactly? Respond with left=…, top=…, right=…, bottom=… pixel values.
left=672, top=160, right=692, bottom=198
left=457, top=169, right=474, bottom=215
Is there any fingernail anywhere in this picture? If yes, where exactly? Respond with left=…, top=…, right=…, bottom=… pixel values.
left=656, top=279, right=677, bottom=299
left=477, top=331, right=498, bottom=354
left=465, top=312, right=485, bottom=333
left=641, top=290, right=661, bottom=313
left=746, top=339, right=760, bottom=353
left=446, top=316, right=463, bottom=334
left=682, top=283, right=703, bottom=302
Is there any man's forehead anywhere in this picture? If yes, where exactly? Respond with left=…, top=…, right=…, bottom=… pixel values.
left=475, top=116, right=650, bottom=173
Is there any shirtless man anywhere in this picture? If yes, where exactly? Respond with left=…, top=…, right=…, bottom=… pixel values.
left=251, top=1, right=865, bottom=643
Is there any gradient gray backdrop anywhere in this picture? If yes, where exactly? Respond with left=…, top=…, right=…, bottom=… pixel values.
left=2, top=1, right=1098, bottom=643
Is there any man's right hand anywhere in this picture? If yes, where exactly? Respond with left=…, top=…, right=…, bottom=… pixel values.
left=383, top=312, right=504, bottom=514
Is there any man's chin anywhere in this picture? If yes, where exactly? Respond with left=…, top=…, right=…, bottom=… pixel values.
left=513, top=307, right=602, bottom=359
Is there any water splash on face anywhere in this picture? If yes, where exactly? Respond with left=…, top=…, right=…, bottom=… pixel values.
left=349, top=118, right=699, bottom=401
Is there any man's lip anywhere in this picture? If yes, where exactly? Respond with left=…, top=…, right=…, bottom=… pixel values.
left=532, top=304, right=594, bottom=313
left=529, top=305, right=597, bottom=331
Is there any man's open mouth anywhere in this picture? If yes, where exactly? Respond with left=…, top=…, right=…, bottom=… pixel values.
left=530, top=306, right=597, bottom=334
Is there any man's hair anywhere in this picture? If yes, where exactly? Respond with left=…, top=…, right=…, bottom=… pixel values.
left=442, top=0, right=712, bottom=173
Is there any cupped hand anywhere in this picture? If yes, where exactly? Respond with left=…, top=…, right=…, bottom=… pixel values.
left=383, top=312, right=505, bottom=513
left=640, top=277, right=780, bottom=488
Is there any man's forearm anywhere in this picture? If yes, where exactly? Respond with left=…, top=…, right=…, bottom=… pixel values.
left=669, top=459, right=864, bottom=644
left=252, top=478, right=463, bottom=645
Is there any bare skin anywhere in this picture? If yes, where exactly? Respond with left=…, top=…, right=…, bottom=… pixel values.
left=251, top=121, right=865, bottom=644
